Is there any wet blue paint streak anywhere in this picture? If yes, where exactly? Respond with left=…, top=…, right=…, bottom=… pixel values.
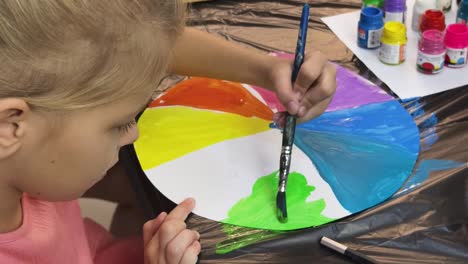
left=402, top=98, right=439, bottom=150
left=397, top=159, right=465, bottom=195
left=294, top=101, right=420, bottom=213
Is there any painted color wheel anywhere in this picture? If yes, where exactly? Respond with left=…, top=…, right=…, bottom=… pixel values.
left=134, top=66, right=419, bottom=231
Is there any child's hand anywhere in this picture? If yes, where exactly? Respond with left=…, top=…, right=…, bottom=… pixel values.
left=270, top=50, right=337, bottom=127
left=143, top=198, right=201, bottom=264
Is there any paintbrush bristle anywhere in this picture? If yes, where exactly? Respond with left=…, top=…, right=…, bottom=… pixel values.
left=276, top=191, right=288, bottom=223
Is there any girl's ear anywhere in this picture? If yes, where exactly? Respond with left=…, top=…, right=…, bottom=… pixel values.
left=0, top=99, right=30, bottom=160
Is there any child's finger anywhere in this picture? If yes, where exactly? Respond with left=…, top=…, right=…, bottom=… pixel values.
left=144, top=220, right=187, bottom=263
left=297, top=63, right=336, bottom=117
left=158, top=220, right=188, bottom=250
left=297, top=97, right=333, bottom=124
left=165, top=198, right=196, bottom=221
left=143, top=212, right=167, bottom=247
left=179, top=240, right=201, bottom=264
left=272, top=111, right=287, bottom=129
left=166, top=230, right=200, bottom=263
left=293, top=51, right=327, bottom=98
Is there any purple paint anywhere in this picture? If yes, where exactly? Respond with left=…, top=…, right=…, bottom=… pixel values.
left=384, top=0, right=407, bottom=23
left=251, top=52, right=393, bottom=113
left=328, top=65, right=393, bottom=112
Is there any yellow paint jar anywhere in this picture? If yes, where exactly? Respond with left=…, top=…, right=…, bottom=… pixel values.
left=378, top=21, right=407, bottom=65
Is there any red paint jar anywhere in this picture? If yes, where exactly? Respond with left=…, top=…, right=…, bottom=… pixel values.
left=420, top=9, right=446, bottom=33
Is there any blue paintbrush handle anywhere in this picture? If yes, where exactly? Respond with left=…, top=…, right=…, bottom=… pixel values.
left=291, top=4, right=309, bottom=84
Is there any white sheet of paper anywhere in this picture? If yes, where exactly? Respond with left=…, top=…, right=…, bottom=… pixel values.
left=146, top=129, right=349, bottom=221
left=322, top=0, right=468, bottom=99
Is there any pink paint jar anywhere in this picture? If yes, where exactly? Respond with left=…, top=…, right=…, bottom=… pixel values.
left=417, top=30, right=446, bottom=74
left=444, top=24, right=468, bottom=68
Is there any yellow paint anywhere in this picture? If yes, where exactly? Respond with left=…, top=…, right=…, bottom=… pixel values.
left=135, top=106, right=271, bottom=170
left=381, top=21, right=407, bottom=44
left=380, top=21, right=407, bottom=65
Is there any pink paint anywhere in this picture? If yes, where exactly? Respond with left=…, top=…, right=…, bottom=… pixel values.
left=417, top=30, right=446, bottom=74
left=445, top=24, right=468, bottom=48
left=419, top=30, right=445, bottom=54
left=444, top=24, right=468, bottom=68
left=250, top=86, right=286, bottom=112
left=251, top=52, right=291, bottom=112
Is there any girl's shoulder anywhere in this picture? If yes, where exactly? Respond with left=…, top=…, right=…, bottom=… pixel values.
left=0, top=194, right=93, bottom=263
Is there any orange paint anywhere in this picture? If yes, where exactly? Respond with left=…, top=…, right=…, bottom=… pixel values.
left=149, top=78, right=273, bottom=120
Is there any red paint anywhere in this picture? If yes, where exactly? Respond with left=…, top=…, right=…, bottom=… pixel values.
left=150, top=77, right=273, bottom=120
left=420, top=10, right=446, bottom=33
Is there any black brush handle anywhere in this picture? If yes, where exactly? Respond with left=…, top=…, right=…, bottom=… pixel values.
left=279, top=115, right=296, bottom=182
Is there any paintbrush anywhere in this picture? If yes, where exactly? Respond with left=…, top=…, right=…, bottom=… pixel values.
left=276, top=3, right=310, bottom=223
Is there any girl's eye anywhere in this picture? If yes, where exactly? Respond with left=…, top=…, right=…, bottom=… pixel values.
left=117, top=120, right=136, bottom=134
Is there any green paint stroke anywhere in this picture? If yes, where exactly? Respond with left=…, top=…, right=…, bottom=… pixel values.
left=215, top=225, right=280, bottom=254
left=223, top=171, right=335, bottom=231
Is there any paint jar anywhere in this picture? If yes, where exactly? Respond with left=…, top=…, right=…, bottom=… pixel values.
left=437, top=0, right=452, bottom=12
left=444, top=23, right=468, bottom=67
left=379, top=21, right=407, bottom=64
left=417, top=30, right=446, bottom=74
left=358, top=7, right=384, bottom=49
left=456, top=0, right=468, bottom=25
left=420, top=10, right=446, bottom=34
left=363, top=0, right=384, bottom=8
left=412, top=0, right=438, bottom=32
left=383, top=0, right=406, bottom=23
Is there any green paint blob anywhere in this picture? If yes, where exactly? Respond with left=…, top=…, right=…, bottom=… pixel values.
left=223, top=171, right=335, bottom=231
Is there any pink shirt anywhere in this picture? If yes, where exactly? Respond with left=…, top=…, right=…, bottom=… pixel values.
left=0, top=194, right=143, bottom=264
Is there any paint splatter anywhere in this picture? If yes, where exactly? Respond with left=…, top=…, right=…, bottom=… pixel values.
left=150, top=77, right=273, bottom=120
left=397, top=159, right=466, bottom=195
left=135, top=106, right=270, bottom=169
left=216, top=225, right=280, bottom=254
left=224, top=171, right=334, bottom=230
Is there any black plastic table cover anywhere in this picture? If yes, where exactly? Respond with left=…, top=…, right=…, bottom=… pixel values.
left=122, top=0, right=468, bottom=263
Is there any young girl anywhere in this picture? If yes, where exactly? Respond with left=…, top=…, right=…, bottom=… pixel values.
left=0, top=0, right=336, bottom=263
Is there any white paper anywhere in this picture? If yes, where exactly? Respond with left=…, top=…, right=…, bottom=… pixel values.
left=146, top=129, right=349, bottom=221
left=322, top=0, right=468, bottom=99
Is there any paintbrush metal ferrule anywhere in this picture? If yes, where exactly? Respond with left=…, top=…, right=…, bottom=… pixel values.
left=276, top=114, right=297, bottom=222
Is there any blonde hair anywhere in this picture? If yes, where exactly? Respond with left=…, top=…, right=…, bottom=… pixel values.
left=0, top=0, right=185, bottom=111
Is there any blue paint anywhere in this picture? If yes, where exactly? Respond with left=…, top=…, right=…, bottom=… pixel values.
left=294, top=101, right=420, bottom=213
left=401, top=99, right=439, bottom=150
left=397, top=159, right=466, bottom=195
left=297, top=101, right=420, bottom=154
left=401, top=98, right=438, bottom=130
left=358, top=7, right=384, bottom=49
left=269, top=122, right=279, bottom=129
left=457, top=0, right=468, bottom=24
left=421, top=127, right=439, bottom=151
left=420, top=114, right=438, bottom=129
